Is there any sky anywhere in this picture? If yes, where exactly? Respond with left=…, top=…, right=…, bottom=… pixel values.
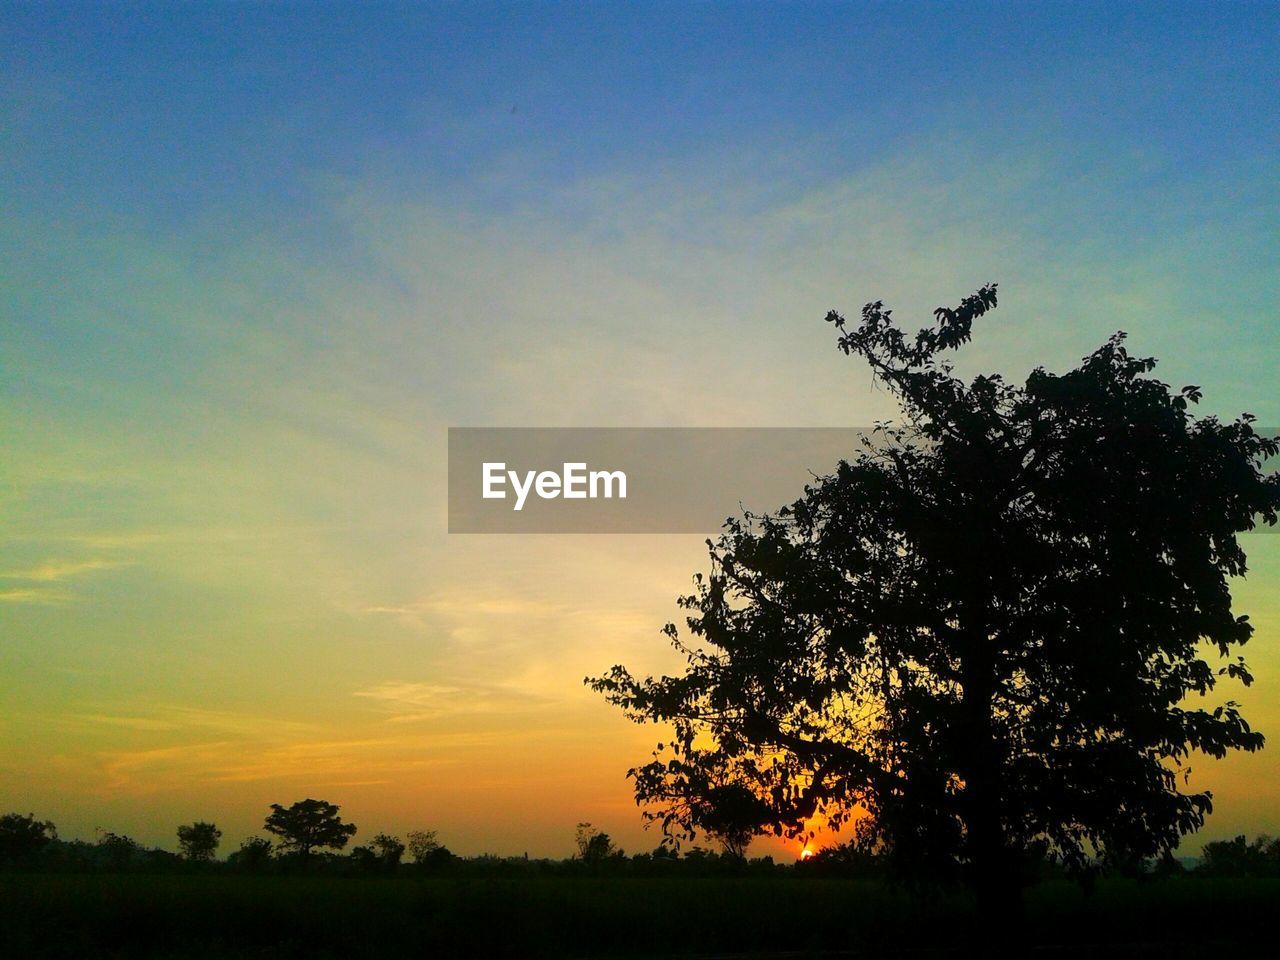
left=2, top=2, right=1278, bottom=859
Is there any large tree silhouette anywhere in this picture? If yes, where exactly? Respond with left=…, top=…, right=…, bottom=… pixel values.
left=590, top=285, right=1279, bottom=917
left=263, top=799, right=356, bottom=858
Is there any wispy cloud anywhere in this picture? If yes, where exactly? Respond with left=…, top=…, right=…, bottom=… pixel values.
left=354, top=679, right=552, bottom=723
left=55, top=705, right=319, bottom=740
left=88, top=732, right=507, bottom=793
left=361, top=593, right=571, bottom=628
left=3, top=558, right=130, bottom=582
left=0, top=587, right=76, bottom=605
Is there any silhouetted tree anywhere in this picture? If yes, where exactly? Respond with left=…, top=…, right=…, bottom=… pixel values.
left=176, top=821, right=222, bottom=862
left=697, top=785, right=760, bottom=859
left=96, top=830, right=138, bottom=869
left=0, top=812, right=56, bottom=865
left=1200, top=834, right=1280, bottom=877
left=371, top=833, right=406, bottom=867
left=405, top=829, right=455, bottom=868
left=263, top=799, right=356, bottom=858
left=591, top=285, right=1279, bottom=922
left=348, top=844, right=378, bottom=871
left=406, top=829, right=440, bottom=863
left=796, top=824, right=886, bottom=879
left=143, top=847, right=184, bottom=868
left=574, top=822, right=623, bottom=863
left=227, top=835, right=274, bottom=870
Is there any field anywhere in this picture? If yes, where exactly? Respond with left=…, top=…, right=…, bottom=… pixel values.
left=3, top=873, right=1279, bottom=958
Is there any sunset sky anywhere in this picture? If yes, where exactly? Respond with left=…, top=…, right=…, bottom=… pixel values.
left=3, top=3, right=1278, bottom=858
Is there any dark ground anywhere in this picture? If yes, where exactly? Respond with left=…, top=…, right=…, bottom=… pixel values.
left=2, top=873, right=1277, bottom=958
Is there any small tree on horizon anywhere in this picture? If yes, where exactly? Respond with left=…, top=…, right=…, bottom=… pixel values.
left=406, top=829, right=455, bottom=866
left=96, top=830, right=139, bottom=869
left=590, top=285, right=1279, bottom=921
left=575, top=822, right=624, bottom=863
left=176, top=821, right=222, bottom=862
left=263, top=799, right=357, bottom=858
left=370, top=833, right=406, bottom=867
left=406, top=829, right=440, bottom=863
left=229, top=836, right=274, bottom=869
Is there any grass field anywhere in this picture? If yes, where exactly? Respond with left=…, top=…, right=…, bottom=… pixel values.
left=3, top=873, right=1279, bottom=958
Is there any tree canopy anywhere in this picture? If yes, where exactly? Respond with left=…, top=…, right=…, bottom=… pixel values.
left=575, top=822, right=624, bottom=864
left=0, top=812, right=56, bottom=865
left=263, top=799, right=357, bottom=857
left=590, top=285, right=1279, bottom=912
left=176, top=821, right=222, bottom=862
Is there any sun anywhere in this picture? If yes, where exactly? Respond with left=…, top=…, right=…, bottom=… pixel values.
left=799, top=847, right=815, bottom=860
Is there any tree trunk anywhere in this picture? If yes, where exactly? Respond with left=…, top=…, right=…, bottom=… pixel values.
left=962, top=648, right=1024, bottom=949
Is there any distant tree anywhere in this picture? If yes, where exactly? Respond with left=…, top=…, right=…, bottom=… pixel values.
left=797, top=842, right=883, bottom=878
left=797, top=821, right=887, bottom=879
left=143, top=847, right=184, bottom=868
left=228, top=836, right=274, bottom=869
left=574, top=822, right=623, bottom=863
left=574, top=822, right=596, bottom=859
left=263, top=799, right=357, bottom=858
left=176, top=821, right=222, bottom=862
left=406, top=829, right=441, bottom=863
left=1151, top=850, right=1185, bottom=878
left=680, top=845, right=714, bottom=864
left=371, top=833, right=406, bottom=867
left=96, top=830, right=138, bottom=869
left=1200, top=834, right=1280, bottom=877
left=591, top=285, right=1279, bottom=921
left=0, top=812, right=56, bottom=865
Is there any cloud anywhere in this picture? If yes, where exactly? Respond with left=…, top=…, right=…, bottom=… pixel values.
left=3, top=558, right=130, bottom=582
left=54, top=705, right=435, bottom=793
left=360, top=594, right=571, bottom=629
left=0, top=587, right=76, bottom=604
left=55, top=705, right=319, bottom=740
left=0, top=558, right=131, bottom=603
left=87, top=729, right=536, bottom=794
left=353, top=679, right=552, bottom=723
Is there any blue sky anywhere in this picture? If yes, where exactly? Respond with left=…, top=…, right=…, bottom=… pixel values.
left=6, top=3, right=1278, bottom=417
left=6, top=3, right=1277, bottom=226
